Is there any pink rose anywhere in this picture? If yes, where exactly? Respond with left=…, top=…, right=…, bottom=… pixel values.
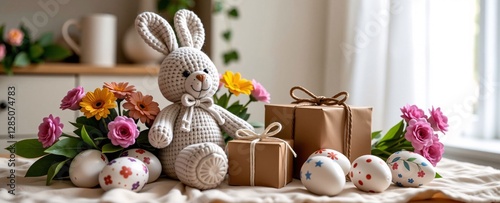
left=401, top=104, right=427, bottom=122
left=0, top=44, right=5, bottom=61
left=250, top=79, right=271, bottom=103
left=60, top=86, right=85, bottom=110
left=428, top=106, right=449, bottom=134
left=38, top=114, right=64, bottom=148
left=107, top=116, right=139, bottom=148
left=218, top=73, right=223, bottom=90
left=404, top=118, right=435, bottom=150
left=415, top=136, right=444, bottom=167
left=7, top=29, right=24, bottom=46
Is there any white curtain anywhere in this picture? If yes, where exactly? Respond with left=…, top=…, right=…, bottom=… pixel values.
left=475, top=0, right=500, bottom=139
left=324, top=0, right=429, bottom=131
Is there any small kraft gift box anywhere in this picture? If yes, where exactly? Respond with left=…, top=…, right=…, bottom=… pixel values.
left=227, top=122, right=296, bottom=188
left=265, top=86, right=372, bottom=179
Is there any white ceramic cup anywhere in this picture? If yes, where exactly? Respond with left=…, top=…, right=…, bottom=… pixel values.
left=62, top=14, right=117, bottom=67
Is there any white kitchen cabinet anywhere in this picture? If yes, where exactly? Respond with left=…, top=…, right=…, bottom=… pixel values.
left=0, top=75, right=77, bottom=152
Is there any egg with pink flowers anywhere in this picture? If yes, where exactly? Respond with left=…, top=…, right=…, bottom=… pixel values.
left=120, top=148, right=162, bottom=183
left=308, top=149, right=351, bottom=175
left=350, top=155, right=392, bottom=193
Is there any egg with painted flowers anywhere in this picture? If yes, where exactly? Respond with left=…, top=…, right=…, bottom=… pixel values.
left=99, top=157, right=149, bottom=192
left=386, top=151, right=436, bottom=187
left=350, top=155, right=392, bottom=192
left=300, top=156, right=345, bottom=196
left=120, top=148, right=162, bottom=183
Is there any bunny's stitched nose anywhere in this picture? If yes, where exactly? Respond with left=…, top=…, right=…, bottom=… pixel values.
left=196, top=74, right=205, bottom=82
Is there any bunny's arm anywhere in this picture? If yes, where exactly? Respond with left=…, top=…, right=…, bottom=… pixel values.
left=213, top=105, right=254, bottom=138
left=148, top=103, right=182, bottom=148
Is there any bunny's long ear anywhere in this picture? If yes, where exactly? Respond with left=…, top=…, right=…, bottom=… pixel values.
left=174, top=9, right=205, bottom=50
left=136, top=12, right=178, bottom=55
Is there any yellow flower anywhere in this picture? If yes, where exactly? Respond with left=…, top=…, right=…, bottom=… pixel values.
left=80, top=88, right=117, bottom=120
left=221, top=71, right=253, bottom=96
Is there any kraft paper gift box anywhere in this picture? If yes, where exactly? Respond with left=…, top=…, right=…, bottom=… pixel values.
left=227, top=136, right=294, bottom=188
left=264, top=86, right=372, bottom=179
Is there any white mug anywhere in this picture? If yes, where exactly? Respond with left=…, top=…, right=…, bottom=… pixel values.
left=62, top=14, right=117, bottom=67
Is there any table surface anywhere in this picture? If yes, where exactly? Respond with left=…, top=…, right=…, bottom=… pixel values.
left=1, top=155, right=499, bottom=203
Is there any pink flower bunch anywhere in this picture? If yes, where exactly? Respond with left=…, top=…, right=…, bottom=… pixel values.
left=7, top=28, right=24, bottom=46
left=401, top=105, right=448, bottom=166
left=60, top=86, right=85, bottom=110
left=250, top=79, right=271, bottom=103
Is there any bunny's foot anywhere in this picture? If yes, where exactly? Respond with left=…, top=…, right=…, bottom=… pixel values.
left=175, top=143, right=228, bottom=190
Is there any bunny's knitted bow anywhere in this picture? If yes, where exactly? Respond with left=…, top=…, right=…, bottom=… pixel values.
left=180, top=94, right=225, bottom=132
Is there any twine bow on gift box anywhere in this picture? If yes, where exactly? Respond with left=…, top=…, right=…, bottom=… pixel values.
left=289, top=86, right=353, bottom=161
left=234, top=122, right=297, bottom=187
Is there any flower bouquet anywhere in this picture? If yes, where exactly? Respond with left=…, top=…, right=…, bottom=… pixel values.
left=371, top=104, right=448, bottom=176
left=214, top=70, right=271, bottom=142
left=6, top=82, right=160, bottom=185
left=0, top=24, right=71, bottom=75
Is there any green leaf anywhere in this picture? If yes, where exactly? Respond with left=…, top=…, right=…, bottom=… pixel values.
left=377, top=120, right=404, bottom=144
left=223, top=50, right=239, bottom=65
left=227, top=103, right=243, bottom=115
left=36, top=32, right=53, bottom=46
left=102, top=143, right=123, bottom=153
left=391, top=157, right=401, bottom=163
left=44, top=137, right=85, bottom=158
left=29, top=44, right=44, bottom=59
left=407, top=157, right=417, bottom=162
left=213, top=0, right=223, bottom=13
left=435, top=172, right=442, bottom=178
left=43, top=44, right=71, bottom=61
left=216, top=93, right=229, bottom=108
left=6, top=139, right=47, bottom=158
left=46, top=159, right=69, bottom=185
left=25, top=154, right=67, bottom=177
left=222, top=30, right=232, bottom=41
left=13, top=52, right=30, bottom=67
left=403, top=160, right=410, bottom=171
left=81, top=126, right=98, bottom=149
left=227, top=7, right=239, bottom=18
left=371, top=130, right=382, bottom=139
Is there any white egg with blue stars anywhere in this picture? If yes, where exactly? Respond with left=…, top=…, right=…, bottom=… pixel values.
left=300, top=156, right=345, bottom=196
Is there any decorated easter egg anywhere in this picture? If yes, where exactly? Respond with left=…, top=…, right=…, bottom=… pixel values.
left=99, top=157, right=149, bottom=192
left=308, top=149, right=351, bottom=175
left=350, top=155, right=391, bottom=192
left=300, top=156, right=345, bottom=196
left=69, top=149, right=109, bottom=187
left=386, top=151, right=436, bottom=187
left=120, top=148, right=162, bottom=183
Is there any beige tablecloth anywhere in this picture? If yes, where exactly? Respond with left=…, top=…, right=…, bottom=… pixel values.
left=1, top=156, right=499, bottom=203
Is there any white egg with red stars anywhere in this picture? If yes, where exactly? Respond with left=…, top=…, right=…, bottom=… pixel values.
left=308, top=149, right=351, bottom=175
left=300, top=156, right=345, bottom=196
left=350, top=155, right=391, bottom=193
left=120, top=148, right=162, bottom=183
left=99, top=157, right=149, bottom=192
left=386, top=151, right=436, bottom=187
left=69, top=149, right=109, bottom=188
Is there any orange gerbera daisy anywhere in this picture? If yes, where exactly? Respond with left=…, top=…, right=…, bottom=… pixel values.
left=123, top=92, right=160, bottom=124
left=221, top=71, right=253, bottom=96
left=103, top=82, right=136, bottom=100
left=80, top=88, right=117, bottom=120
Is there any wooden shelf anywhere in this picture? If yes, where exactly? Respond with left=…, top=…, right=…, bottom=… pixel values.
left=0, top=63, right=160, bottom=76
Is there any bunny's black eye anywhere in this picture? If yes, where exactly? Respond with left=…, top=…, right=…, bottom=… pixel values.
left=203, top=69, right=209, bottom=74
left=182, top=70, right=191, bottom=78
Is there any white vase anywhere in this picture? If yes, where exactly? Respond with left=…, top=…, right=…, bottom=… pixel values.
left=123, top=0, right=164, bottom=64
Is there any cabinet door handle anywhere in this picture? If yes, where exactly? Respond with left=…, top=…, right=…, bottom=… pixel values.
left=0, top=101, right=6, bottom=110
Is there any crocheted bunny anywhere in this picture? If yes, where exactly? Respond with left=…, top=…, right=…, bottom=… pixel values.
left=135, top=10, right=254, bottom=190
